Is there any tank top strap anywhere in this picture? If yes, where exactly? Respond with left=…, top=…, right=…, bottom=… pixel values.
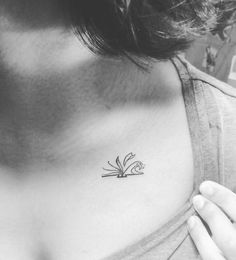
left=171, top=55, right=224, bottom=186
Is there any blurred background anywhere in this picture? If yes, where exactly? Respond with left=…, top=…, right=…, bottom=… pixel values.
left=186, top=0, right=236, bottom=87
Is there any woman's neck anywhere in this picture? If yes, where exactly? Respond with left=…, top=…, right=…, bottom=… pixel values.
left=0, top=23, right=182, bottom=172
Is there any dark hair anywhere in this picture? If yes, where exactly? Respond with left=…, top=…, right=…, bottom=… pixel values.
left=61, top=0, right=217, bottom=64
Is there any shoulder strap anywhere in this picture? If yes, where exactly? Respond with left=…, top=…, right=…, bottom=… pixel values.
left=171, top=56, right=224, bottom=185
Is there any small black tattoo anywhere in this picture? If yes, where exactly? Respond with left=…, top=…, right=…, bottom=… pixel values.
left=102, top=152, right=145, bottom=178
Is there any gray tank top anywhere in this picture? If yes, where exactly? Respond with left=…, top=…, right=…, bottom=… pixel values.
left=104, top=56, right=236, bottom=260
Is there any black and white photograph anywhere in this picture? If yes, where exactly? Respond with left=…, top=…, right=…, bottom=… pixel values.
left=0, top=0, right=236, bottom=259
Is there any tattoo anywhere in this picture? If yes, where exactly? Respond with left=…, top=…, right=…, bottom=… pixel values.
left=102, top=153, right=145, bottom=178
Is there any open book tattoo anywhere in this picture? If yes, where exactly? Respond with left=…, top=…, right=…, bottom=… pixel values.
left=102, top=153, right=145, bottom=178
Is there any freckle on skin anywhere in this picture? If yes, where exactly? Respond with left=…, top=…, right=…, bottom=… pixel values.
left=36, top=248, right=51, bottom=260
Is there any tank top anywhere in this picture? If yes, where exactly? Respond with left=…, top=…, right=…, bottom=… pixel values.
left=103, top=56, right=236, bottom=260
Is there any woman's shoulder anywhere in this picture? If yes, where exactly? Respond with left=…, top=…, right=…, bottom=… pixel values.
left=179, top=56, right=236, bottom=99
left=185, top=60, right=236, bottom=192
left=186, top=60, right=236, bottom=130
left=174, top=55, right=236, bottom=192
left=178, top=57, right=236, bottom=124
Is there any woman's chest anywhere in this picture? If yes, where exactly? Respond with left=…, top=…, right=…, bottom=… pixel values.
left=0, top=136, right=195, bottom=260
left=0, top=93, right=196, bottom=259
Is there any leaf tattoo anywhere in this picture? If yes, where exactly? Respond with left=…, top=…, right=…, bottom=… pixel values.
left=123, top=152, right=136, bottom=167
left=116, top=156, right=124, bottom=171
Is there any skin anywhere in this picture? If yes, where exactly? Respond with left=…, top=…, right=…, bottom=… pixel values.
left=0, top=2, right=196, bottom=259
left=188, top=181, right=236, bottom=260
left=0, top=1, right=235, bottom=259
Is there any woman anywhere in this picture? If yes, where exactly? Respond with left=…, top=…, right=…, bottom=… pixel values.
left=0, top=0, right=236, bottom=259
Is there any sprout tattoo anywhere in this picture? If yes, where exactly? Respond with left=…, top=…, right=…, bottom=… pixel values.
left=102, top=152, right=145, bottom=178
